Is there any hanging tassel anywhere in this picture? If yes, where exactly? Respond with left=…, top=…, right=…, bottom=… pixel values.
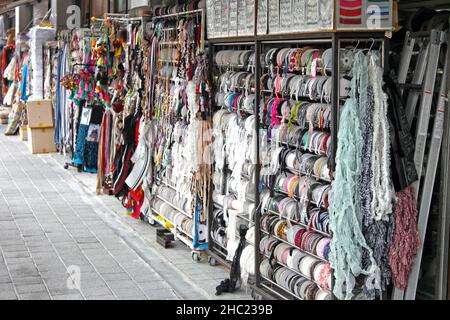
left=388, top=186, right=420, bottom=289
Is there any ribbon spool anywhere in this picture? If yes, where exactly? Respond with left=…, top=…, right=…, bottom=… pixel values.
left=313, top=262, right=332, bottom=291
left=260, top=258, right=274, bottom=278
left=299, top=255, right=319, bottom=278
left=215, top=50, right=255, bottom=67
left=340, top=48, right=354, bottom=72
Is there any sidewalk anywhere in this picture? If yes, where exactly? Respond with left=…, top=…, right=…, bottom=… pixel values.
left=0, top=126, right=251, bottom=300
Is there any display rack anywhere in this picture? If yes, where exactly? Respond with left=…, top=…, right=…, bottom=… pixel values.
left=143, top=8, right=210, bottom=262
left=208, top=30, right=388, bottom=300
left=207, top=41, right=257, bottom=269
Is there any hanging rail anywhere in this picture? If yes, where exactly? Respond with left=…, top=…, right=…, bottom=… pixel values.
left=151, top=9, right=202, bottom=20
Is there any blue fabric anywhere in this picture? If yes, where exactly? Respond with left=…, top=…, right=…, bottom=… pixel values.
left=83, top=139, right=99, bottom=173
left=73, top=123, right=89, bottom=166
left=72, top=116, right=99, bottom=173
left=20, top=64, right=28, bottom=101
left=192, top=194, right=208, bottom=251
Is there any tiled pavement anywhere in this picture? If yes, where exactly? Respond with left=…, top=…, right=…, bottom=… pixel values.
left=0, top=126, right=251, bottom=300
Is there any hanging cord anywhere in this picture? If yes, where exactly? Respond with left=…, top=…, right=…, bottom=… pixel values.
left=38, top=9, right=52, bottom=26
left=330, top=51, right=381, bottom=300
left=369, top=52, right=394, bottom=220
left=388, top=185, right=420, bottom=289
left=360, top=51, right=396, bottom=299
left=215, top=225, right=249, bottom=296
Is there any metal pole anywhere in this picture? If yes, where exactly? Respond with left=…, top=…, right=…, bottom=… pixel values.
left=437, top=27, right=450, bottom=299
left=329, top=32, right=340, bottom=300
left=405, top=38, right=449, bottom=300
left=253, top=0, right=262, bottom=293
left=331, top=33, right=339, bottom=173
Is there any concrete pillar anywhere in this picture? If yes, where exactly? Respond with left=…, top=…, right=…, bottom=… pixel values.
left=15, top=5, right=32, bottom=36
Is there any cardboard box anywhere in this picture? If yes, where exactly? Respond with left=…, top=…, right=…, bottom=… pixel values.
left=19, top=126, right=28, bottom=141
left=26, top=99, right=54, bottom=128
left=27, top=127, right=56, bottom=154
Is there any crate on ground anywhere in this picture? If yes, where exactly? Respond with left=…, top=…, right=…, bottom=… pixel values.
left=27, top=127, right=56, bottom=154
left=26, top=99, right=54, bottom=128
left=156, top=228, right=175, bottom=248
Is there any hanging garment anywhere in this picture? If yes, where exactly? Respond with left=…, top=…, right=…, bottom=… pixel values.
left=125, top=118, right=151, bottom=191
left=54, top=47, right=63, bottom=147
left=112, top=112, right=139, bottom=198
left=84, top=105, right=104, bottom=172
left=73, top=104, right=104, bottom=172
left=3, top=81, right=16, bottom=106
left=384, top=77, right=418, bottom=191
left=19, top=64, right=29, bottom=102
left=1, top=45, right=14, bottom=97
left=73, top=104, right=91, bottom=167
left=97, top=109, right=113, bottom=194
left=3, top=56, right=16, bottom=82
left=4, top=102, right=24, bottom=136
left=55, top=45, right=71, bottom=151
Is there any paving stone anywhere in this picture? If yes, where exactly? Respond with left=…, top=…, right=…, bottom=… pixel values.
left=8, top=265, right=40, bottom=277
left=82, top=285, right=114, bottom=297
left=10, top=276, right=43, bottom=285
left=36, top=263, right=68, bottom=274
left=28, top=245, right=56, bottom=253
left=48, top=287, right=82, bottom=296
left=106, top=279, right=140, bottom=291
left=112, top=286, right=145, bottom=298
left=142, top=288, right=177, bottom=300
left=86, top=294, right=116, bottom=300
left=37, top=271, right=69, bottom=282
left=78, top=242, right=104, bottom=250
left=78, top=278, right=107, bottom=290
left=14, top=283, right=48, bottom=294
left=0, top=282, right=16, bottom=294
left=0, top=291, right=18, bottom=300
left=19, top=292, right=51, bottom=300
left=100, top=273, right=131, bottom=281
left=74, top=236, right=99, bottom=244
left=52, top=293, right=84, bottom=300
left=1, top=244, right=28, bottom=253
left=4, top=257, right=35, bottom=265
left=95, top=264, right=125, bottom=274
left=0, top=238, right=24, bottom=246
left=0, top=274, right=12, bottom=284
left=138, top=280, right=172, bottom=291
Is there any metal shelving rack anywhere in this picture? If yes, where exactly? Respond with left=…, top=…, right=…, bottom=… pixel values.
left=206, top=40, right=257, bottom=269
left=146, top=8, right=210, bottom=261
left=207, top=19, right=388, bottom=299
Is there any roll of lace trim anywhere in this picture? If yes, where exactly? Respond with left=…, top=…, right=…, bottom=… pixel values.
left=330, top=52, right=381, bottom=300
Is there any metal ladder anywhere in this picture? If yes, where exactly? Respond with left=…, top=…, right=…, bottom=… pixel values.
left=405, top=50, right=449, bottom=300
left=392, top=29, right=448, bottom=300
